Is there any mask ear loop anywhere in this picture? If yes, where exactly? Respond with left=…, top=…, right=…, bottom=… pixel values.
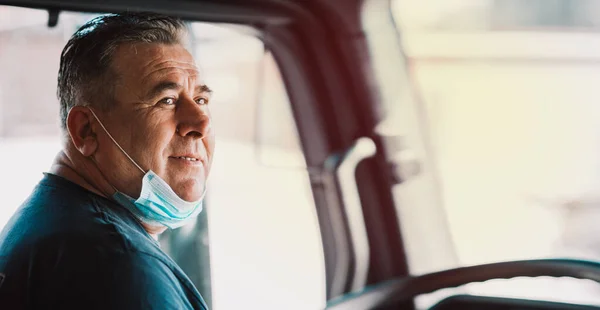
left=87, top=107, right=146, bottom=175
left=89, top=155, right=119, bottom=193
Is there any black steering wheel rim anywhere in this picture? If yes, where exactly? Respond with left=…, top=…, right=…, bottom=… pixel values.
left=326, top=259, right=600, bottom=310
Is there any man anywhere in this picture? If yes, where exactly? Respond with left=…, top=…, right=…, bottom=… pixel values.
left=0, top=12, right=214, bottom=309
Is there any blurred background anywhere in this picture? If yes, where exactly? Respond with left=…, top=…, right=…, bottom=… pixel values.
left=393, top=0, right=600, bottom=305
left=2, top=0, right=600, bottom=309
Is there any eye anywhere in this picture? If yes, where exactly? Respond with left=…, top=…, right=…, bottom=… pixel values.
left=159, top=97, right=176, bottom=105
left=195, top=97, right=209, bottom=105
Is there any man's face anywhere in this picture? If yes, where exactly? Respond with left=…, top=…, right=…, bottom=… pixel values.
left=92, top=42, right=214, bottom=202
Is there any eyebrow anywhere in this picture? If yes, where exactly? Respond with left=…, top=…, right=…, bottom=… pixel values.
left=196, top=84, right=213, bottom=95
left=145, top=82, right=213, bottom=100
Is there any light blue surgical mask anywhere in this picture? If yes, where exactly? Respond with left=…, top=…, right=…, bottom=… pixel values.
left=88, top=108, right=206, bottom=229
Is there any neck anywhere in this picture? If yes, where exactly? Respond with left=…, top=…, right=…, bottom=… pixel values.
left=49, top=148, right=167, bottom=238
left=140, top=222, right=166, bottom=239
left=49, top=150, right=112, bottom=198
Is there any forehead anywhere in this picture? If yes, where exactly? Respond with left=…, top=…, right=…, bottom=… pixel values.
left=111, top=43, right=202, bottom=86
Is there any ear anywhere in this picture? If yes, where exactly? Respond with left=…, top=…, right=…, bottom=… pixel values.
left=66, top=106, right=99, bottom=157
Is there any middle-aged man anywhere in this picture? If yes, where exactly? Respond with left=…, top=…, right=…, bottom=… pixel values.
left=0, top=12, right=214, bottom=309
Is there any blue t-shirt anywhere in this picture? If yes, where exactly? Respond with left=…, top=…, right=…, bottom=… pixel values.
left=0, top=173, right=208, bottom=309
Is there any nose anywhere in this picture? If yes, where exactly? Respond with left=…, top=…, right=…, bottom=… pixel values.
left=175, top=97, right=211, bottom=139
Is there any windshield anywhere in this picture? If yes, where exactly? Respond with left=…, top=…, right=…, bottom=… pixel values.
left=392, top=0, right=600, bottom=305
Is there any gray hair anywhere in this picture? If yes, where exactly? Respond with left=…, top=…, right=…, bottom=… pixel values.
left=57, top=12, right=189, bottom=129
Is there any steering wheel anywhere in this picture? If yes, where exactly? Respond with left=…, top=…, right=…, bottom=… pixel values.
left=326, top=259, right=600, bottom=310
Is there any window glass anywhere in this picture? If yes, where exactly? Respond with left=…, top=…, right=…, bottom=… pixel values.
left=191, top=25, right=325, bottom=310
left=391, top=0, right=600, bottom=306
left=0, top=6, right=324, bottom=309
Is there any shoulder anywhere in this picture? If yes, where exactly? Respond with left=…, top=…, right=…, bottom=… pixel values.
left=0, top=174, right=149, bottom=257
left=0, top=233, right=198, bottom=309
left=0, top=176, right=207, bottom=309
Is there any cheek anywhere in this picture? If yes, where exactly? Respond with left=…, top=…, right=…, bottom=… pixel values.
left=204, top=135, right=216, bottom=177
left=205, top=129, right=216, bottom=157
left=131, top=120, right=174, bottom=170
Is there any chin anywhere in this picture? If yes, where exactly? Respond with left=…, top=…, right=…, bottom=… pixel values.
left=178, top=192, right=204, bottom=202
left=174, top=180, right=205, bottom=202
